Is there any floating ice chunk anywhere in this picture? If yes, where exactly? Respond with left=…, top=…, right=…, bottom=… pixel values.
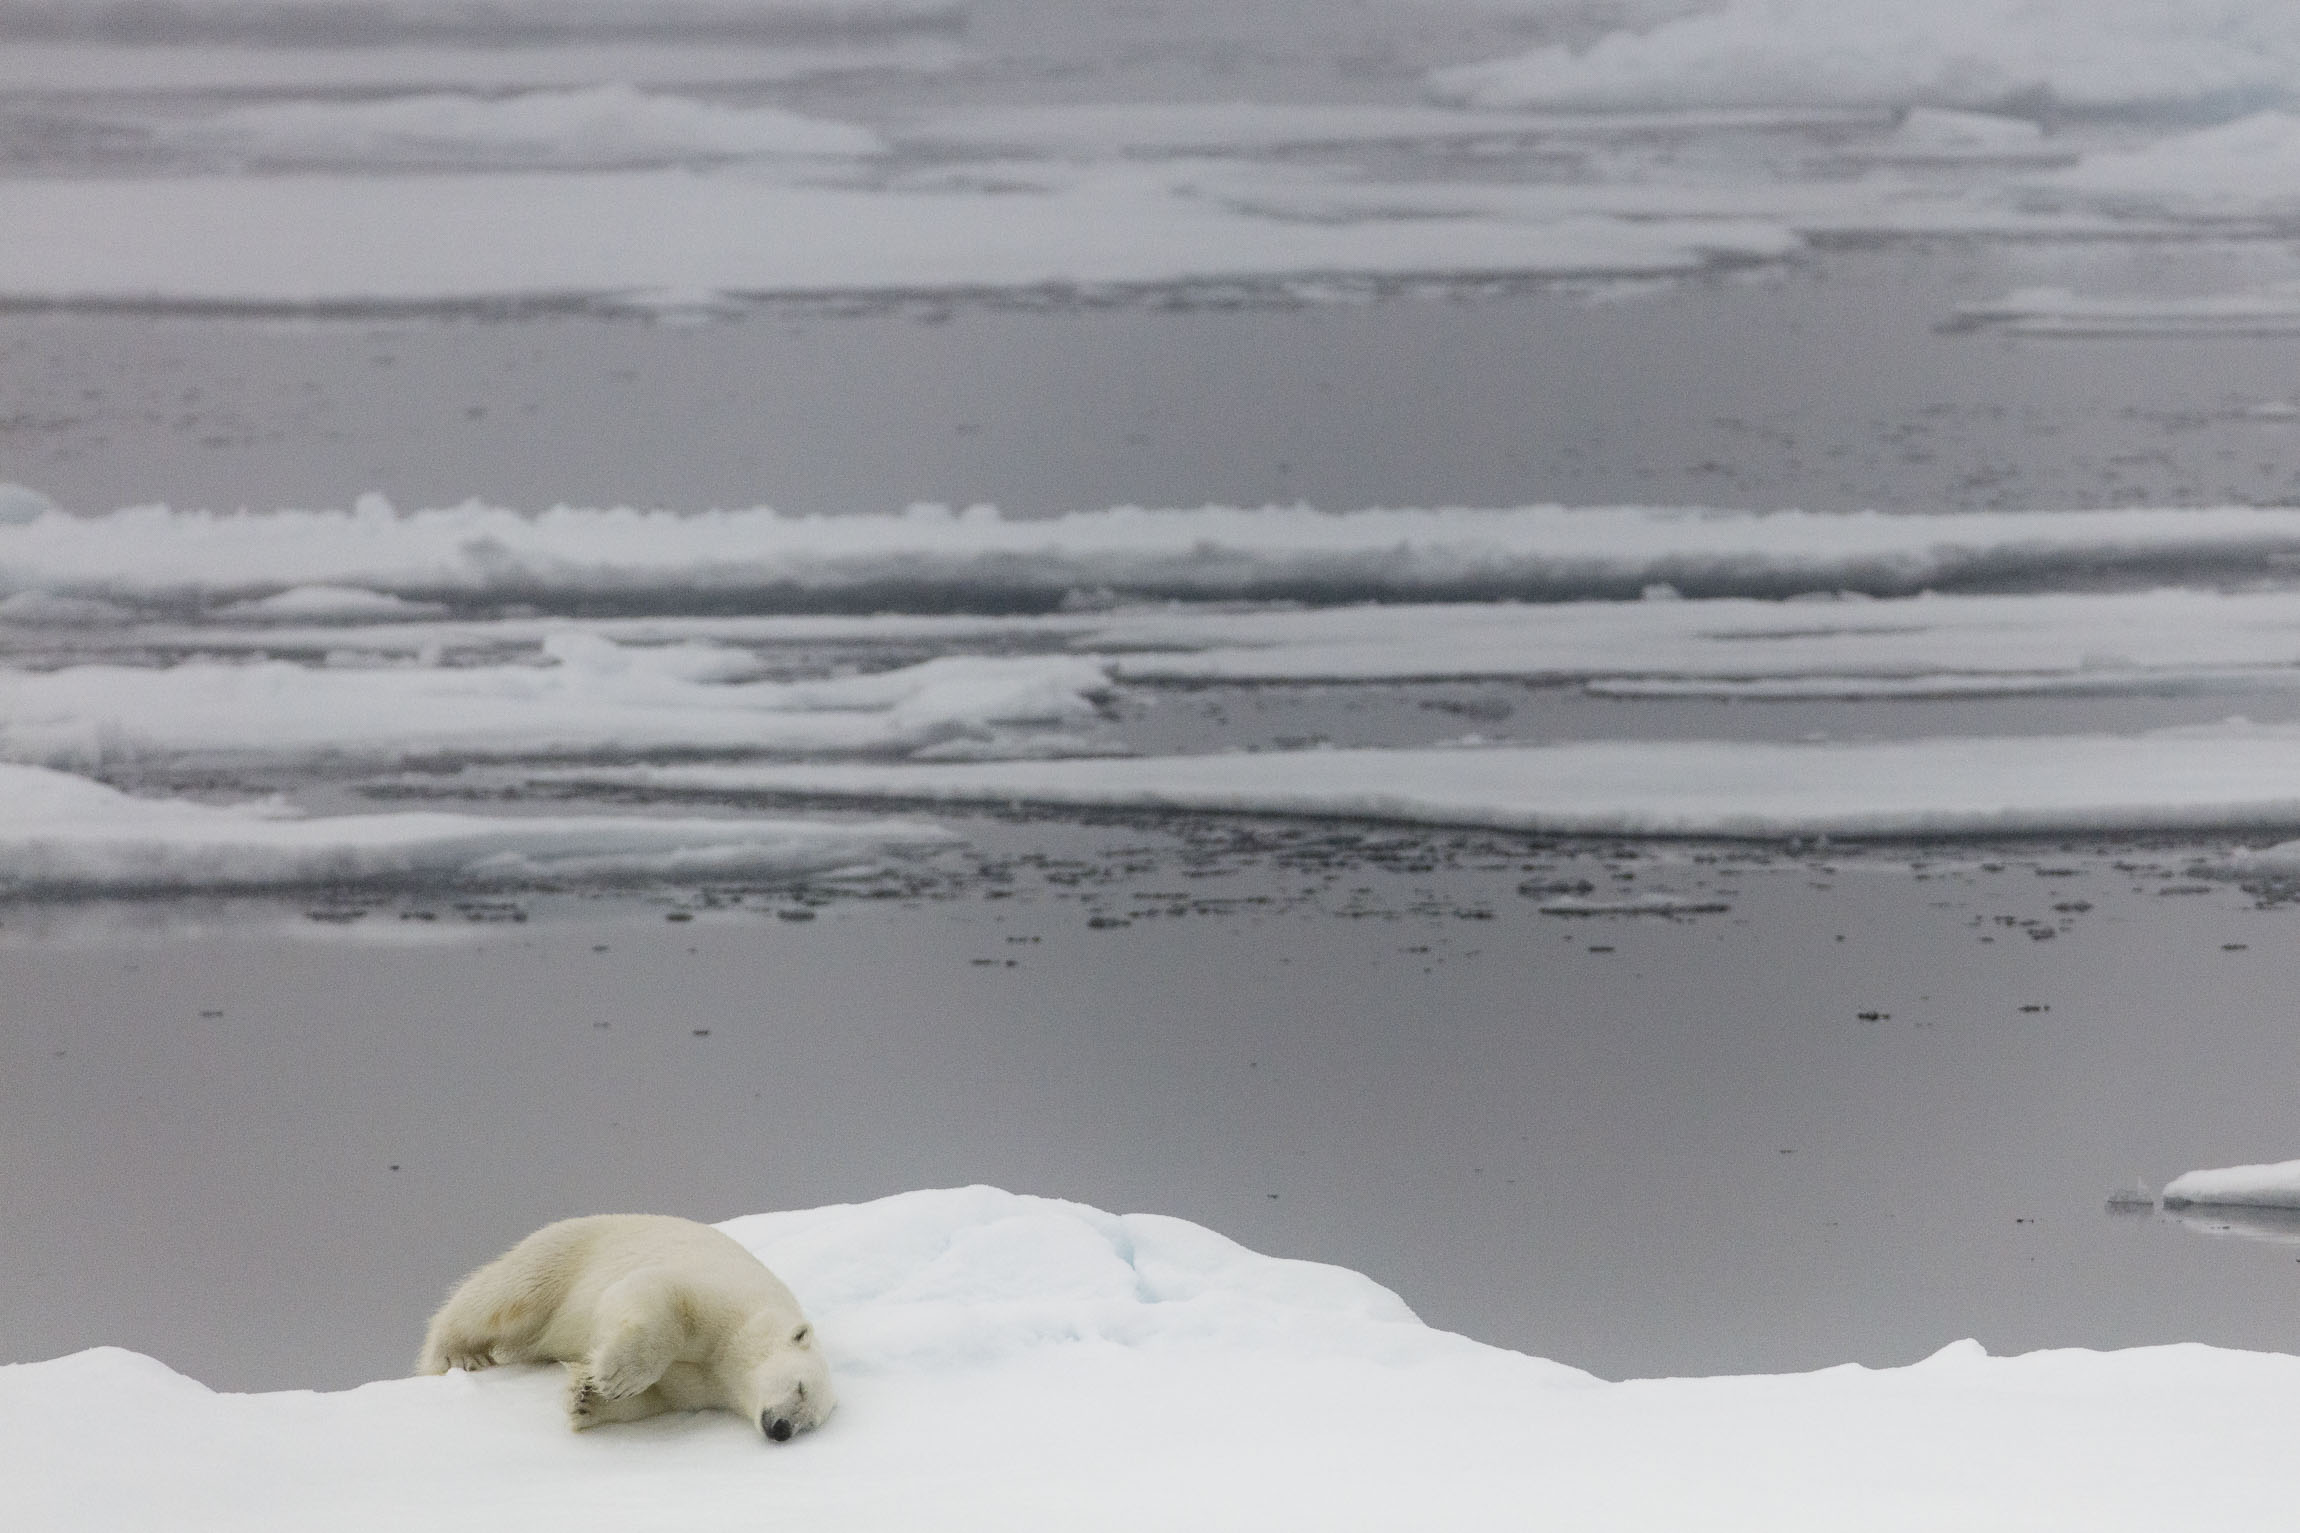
left=1955, top=284, right=2300, bottom=337
left=2045, top=110, right=2300, bottom=217
left=1429, top=0, right=2300, bottom=115
left=905, top=102, right=1594, bottom=156
left=552, top=726, right=2300, bottom=839
left=2162, top=1160, right=2300, bottom=1209
left=8, top=1185, right=2300, bottom=1531
left=0, top=763, right=950, bottom=893
left=186, top=85, right=887, bottom=170
left=0, top=644, right=1114, bottom=769
left=211, top=585, right=447, bottom=621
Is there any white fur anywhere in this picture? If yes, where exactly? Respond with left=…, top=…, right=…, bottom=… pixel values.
left=416, top=1214, right=835, bottom=1439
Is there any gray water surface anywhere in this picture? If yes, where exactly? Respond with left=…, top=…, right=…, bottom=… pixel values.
left=5, top=826, right=2296, bottom=1393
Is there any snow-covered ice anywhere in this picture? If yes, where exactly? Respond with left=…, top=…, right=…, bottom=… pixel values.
left=2163, top=1160, right=2300, bottom=1209
left=5, top=1187, right=2298, bottom=1532
left=0, top=640, right=1111, bottom=769
left=545, top=724, right=2300, bottom=839
left=0, top=762, right=949, bottom=893
left=1429, top=0, right=2300, bottom=115
left=17, top=499, right=2300, bottom=609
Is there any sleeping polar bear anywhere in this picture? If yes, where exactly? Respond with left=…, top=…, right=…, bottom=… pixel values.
left=416, top=1214, right=835, bottom=1441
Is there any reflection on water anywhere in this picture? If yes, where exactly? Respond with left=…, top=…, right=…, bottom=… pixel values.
left=2156, top=1203, right=2300, bottom=1248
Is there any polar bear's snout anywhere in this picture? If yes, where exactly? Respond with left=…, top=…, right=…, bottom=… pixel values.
left=763, top=1413, right=795, bottom=1442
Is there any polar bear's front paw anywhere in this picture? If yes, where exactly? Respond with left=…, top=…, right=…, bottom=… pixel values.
left=443, top=1347, right=496, bottom=1373
left=566, top=1372, right=605, bottom=1430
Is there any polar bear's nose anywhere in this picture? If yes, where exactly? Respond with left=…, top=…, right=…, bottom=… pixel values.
left=763, top=1415, right=795, bottom=1442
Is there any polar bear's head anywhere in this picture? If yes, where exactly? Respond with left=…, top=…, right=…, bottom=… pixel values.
left=731, top=1313, right=837, bottom=1442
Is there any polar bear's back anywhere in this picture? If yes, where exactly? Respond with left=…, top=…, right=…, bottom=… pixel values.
left=518, top=1214, right=794, bottom=1313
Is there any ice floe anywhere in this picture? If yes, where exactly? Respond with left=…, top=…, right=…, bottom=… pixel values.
left=1429, top=0, right=2300, bottom=116
left=18, top=500, right=2300, bottom=610
left=0, top=163, right=1806, bottom=311
left=178, top=84, right=886, bottom=170
left=0, top=37, right=964, bottom=94
left=2042, top=110, right=2300, bottom=220
left=545, top=724, right=2300, bottom=839
left=1085, top=588, right=2300, bottom=695
left=0, top=0, right=965, bottom=46
left=2162, top=1160, right=2300, bottom=1209
left=6, top=1187, right=2299, bottom=1531
left=0, top=762, right=948, bottom=893
left=1955, top=283, right=2300, bottom=337
left=0, top=640, right=1111, bottom=769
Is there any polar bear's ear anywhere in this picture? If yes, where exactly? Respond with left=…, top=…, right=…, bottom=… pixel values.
left=791, top=1324, right=812, bottom=1346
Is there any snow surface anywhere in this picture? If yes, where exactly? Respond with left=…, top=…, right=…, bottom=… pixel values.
left=182, top=85, right=886, bottom=169
left=15, top=500, right=2300, bottom=609
left=6, top=1187, right=2299, bottom=1532
left=2163, top=1160, right=2300, bottom=1209
left=545, top=724, right=2300, bottom=839
left=1429, top=0, right=2300, bottom=115
left=0, top=762, right=948, bottom=893
left=0, top=640, right=1111, bottom=769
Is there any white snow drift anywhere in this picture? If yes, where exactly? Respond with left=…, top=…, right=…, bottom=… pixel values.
left=552, top=725, right=2300, bottom=839
left=0, top=762, right=948, bottom=893
left=6, top=1187, right=2299, bottom=1532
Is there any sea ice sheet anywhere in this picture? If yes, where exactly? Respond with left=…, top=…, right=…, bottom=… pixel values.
left=0, top=640, right=1112, bottom=769
left=551, top=727, right=2300, bottom=839
left=15, top=499, right=2300, bottom=609
left=0, top=762, right=949, bottom=893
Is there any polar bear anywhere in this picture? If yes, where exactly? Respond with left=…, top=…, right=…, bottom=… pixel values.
left=416, top=1214, right=835, bottom=1440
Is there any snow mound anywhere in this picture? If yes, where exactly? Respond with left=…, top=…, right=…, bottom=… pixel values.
left=2162, top=1160, right=2300, bottom=1209
left=1429, top=0, right=2300, bottom=115
left=550, top=725, right=2300, bottom=839
left=0, top=640, right=1113, bottom=769
left=188, top=85, right=886, bottom=169
left=20, top=500, right=2300, bottom=611
left=8, top=1187, right=2300, bottom=1531
left=0, top=763, right=950, bottom=893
